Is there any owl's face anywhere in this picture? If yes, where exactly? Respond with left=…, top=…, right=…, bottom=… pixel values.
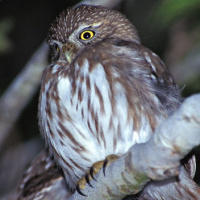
left=47, top=5, right=140, bottom=64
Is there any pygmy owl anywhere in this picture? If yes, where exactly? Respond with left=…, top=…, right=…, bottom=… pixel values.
left=38, top=4, right=199, bottom=198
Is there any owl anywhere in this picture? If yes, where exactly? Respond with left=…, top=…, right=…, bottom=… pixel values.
left=38, top=4, right=198, bottom=198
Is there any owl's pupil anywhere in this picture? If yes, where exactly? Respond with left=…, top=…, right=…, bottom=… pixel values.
left=83, top=32, right=91, bottom=39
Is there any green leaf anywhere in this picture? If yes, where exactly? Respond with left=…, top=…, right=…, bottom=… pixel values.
left=153, top=0, right=200, bottom=28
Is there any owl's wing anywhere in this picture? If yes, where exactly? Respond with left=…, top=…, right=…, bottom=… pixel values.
left=140, top=46, right=176, bottom=87
left=100, top=39, right=182, bottom=115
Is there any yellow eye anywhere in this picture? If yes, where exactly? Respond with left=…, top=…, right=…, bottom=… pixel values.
left=79, top=30, right=95, bottom=41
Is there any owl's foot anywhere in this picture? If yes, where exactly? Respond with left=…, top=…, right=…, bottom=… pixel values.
left=76, top=160, right=104, bottom=196
left=76, top=154, right=119, bottom=196
left=76, top=174, right=93, bottom=196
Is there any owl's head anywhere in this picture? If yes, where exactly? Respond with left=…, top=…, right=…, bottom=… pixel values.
left=47, top=5, right=140, bottom=63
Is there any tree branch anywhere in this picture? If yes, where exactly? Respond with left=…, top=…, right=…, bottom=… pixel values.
left=76, top=0, right=124, bottom=8
left=0, top=43, right=48, bottom=150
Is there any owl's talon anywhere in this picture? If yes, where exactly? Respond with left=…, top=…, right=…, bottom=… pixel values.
left=103, top=157, right=108, bottom=176
left=90, top=167, right=97, bottom=181
left=76, top=176, right=89, bottom=196
left=85, top=174, right=94, bottom=188
left=76, top=172, right=94, bottom=195
left=76, top=184, right=87, bottom=196
left=103, top=154, right=119, bottom=176
left=90, top=154, right=120, bottom=179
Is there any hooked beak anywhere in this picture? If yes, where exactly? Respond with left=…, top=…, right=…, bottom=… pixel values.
left=62, top=42, right=77, bottom=64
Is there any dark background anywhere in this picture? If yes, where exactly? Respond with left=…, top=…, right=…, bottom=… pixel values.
left=0, top=0, right=200, bottom=198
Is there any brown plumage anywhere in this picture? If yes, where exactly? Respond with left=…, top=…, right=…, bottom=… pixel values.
left=38, top=4, right=200, bottom=199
